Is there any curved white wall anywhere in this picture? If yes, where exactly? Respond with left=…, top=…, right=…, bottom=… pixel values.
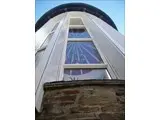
left=35, top=13, right=66, bottom=52
left=87, top=13, right=125, bottom=55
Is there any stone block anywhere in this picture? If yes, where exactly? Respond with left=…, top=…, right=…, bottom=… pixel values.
left=115, top=90, right=125, bottom=96
left=101, top=103, right=123, bottom=112
left=59, top=101, right=75, bottom=106
left=79, top=95, right=117, bottom=106
left=67, top=113, right=96, bottom=119
left=99, top=113, right=114, bottom=120
left=36, top=115, right=55, bottom=120
left=62, top=90, right=80, bottom=95
left=99, top=113, right=125, bottom=120
left=70, top=106, right=100, bottom=113
left=54, top=116, right=67, bottom=120
left=42, top=104, right=64, bottom=115
left=55, top=95, right=76, bottom=101
left=36, top=85, right=125, bottom=120
left=117, top=96, right=125, bottom=104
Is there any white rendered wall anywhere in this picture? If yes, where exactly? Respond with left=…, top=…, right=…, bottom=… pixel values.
left=35, top=13, right=69, bottom=112
left=35, top=13, right=66, bottom=52
left=87, top=13, right=125, bottom=55
left=82, top=13, right=125, bottom=79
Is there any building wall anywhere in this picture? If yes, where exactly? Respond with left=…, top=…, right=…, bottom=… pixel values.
left=35, top=11, right=125, bottom=112
left=35, top=13, right=69, bottom=111
left=81, top=13, right=125, bottom=79
left=87, top=13, right=125, bottom=55
left=36, top=81, right=125, bottom=120
left=35, top=13, right=66, bottom=52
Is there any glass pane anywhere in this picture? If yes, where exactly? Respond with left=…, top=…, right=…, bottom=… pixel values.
left=65, top=42, right=103, bottom=64
left=68, top=28, right=90, bottom=38
left=70, top=18, right=83, bottom=25
left=64, top=69, right=109, bottom=80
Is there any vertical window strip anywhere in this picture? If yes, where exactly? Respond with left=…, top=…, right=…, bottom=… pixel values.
left=63, top=17, right=110, bottom=81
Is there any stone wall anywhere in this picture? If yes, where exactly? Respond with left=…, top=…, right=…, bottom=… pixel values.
left=36, top=80, right=125, bottom=120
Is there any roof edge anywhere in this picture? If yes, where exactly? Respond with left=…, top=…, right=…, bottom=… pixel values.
left=35, top=3, right=118, bottom=32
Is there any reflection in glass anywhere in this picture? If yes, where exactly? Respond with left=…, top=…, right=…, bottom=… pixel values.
left=65, top=42, right=103, bottom=64
left=68, top=28, right=90, bottom=38
left=64, top=69, right=109, bottom=80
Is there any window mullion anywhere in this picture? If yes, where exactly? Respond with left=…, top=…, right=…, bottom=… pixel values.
left=69, top=25, right=85, bottom=29
left=64, top=64, right=107, bottom=69
left=68, top=38, right=92, bottom=42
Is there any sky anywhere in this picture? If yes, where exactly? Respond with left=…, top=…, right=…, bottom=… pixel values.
left=36, top=0, right=125, bottom=35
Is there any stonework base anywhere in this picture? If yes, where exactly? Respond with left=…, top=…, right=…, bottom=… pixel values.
left=36, top=80, right=125, bottom=120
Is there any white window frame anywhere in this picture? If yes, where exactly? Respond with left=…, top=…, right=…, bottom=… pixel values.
left=68, top=38, right=92, bottom=42
left=64, top=64, right=107, bottom=69
left=63, top=17, right=111, bottom=79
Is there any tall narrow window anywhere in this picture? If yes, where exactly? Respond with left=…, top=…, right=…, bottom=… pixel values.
left=63, top=18, right=110, bottom=80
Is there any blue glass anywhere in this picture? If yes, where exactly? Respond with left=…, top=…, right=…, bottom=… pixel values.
left=64, top=69, right=91, bottom=75
left=65, top=42, right=103, bottom=64
left=68, top=28, right=90, bottom=38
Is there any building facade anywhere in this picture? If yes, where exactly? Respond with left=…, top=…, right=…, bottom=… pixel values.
left=35, top=3, right=125, bottom=113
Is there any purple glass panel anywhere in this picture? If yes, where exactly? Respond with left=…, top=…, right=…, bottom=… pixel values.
left=65, top=42, right=103, bottom=64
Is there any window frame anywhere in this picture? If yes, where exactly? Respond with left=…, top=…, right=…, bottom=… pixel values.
left=63, top=17, right=111, bottom=80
